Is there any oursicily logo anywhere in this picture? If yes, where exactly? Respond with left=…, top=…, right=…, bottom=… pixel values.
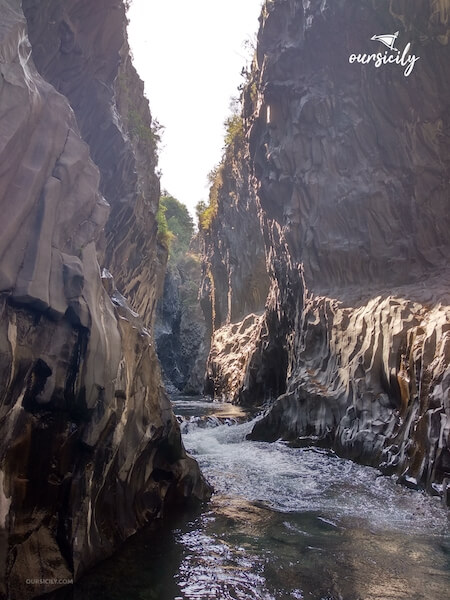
left=349, top=31, right=420, bottom=77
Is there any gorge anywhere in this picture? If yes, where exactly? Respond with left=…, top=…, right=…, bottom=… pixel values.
left=0, top=0, right=449, bottom=599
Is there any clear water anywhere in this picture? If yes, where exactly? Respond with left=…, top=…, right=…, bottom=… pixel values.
left=45, top=397, right=450, bottom=600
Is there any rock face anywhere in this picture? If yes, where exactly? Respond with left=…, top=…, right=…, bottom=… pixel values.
left=0, top=1, right=209, bottom=598
left=200, top=135, right=270, bottom=331
left=201, top=0, right=450, bottom=500
left=206, top=313, right=268, bottom=403
left=22, top=0, right=165, bottom=326
left=199, top=127, right=271, bottom=399
left=155, top=258, right=207, bottom=395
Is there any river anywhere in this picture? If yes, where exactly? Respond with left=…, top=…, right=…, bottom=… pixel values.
left=47, top=397, right=450, bottom=600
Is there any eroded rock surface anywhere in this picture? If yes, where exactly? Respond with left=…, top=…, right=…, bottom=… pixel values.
left=200, top=137, right=269, bottom=330
left=155, top=259, right=207, bottom=395
left=22, top=0, right=165, bottom=326
left=198, top=123, right=270, bottom=398
left=0, top=2, right=209, bottom=598
left=201, top=0, right=450, bottom=501
left=206, top=313, right=266, bottom=403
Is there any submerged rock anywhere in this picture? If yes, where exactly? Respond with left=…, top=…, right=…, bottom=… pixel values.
left=0, top=1, right=210, bottom=598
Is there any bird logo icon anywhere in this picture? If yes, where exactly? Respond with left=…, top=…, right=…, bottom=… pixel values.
left=370, top=31, right=400, bottom=52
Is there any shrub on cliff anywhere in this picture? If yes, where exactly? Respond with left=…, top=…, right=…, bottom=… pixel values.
left=197, top=112, right=244, bottom=231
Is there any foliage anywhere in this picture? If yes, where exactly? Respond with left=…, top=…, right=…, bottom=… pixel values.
left=198, top=164, right=223, bottom=231
left=223, top=113, right=244, bottom=149
left=128, top=109, right=163, bottom=149
left=195, top=200, right=208, bottom=223
left=197, top=111, right=244, bottom=232
left=159, top=194, right=194, bottom=259
left=156, top=202, right=174, bottom=249
left=157, top=197, right=201, bottom=314
left=117, top=69, right=163, bottom=157
left=198, top=202, right=218, bottom=231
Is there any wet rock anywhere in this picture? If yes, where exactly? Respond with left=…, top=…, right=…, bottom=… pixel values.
left=205, top=313, right=267, bottom=403
left=0, top=2, right=210, bottom=598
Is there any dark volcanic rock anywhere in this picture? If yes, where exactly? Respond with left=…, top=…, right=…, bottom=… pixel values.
left=199, top=135, right=270, bottom=332
left=155, top=260, right=207, bottom=395
left=202, top=0, right=450, bottom=499
left=0, top=2, right=210, bottom=598
left=156, top=265, right=186, bottom=390
left=198, top=123, right=271, bottom=400
left=22, top=0, right=165, bottom=326
left=247, top=0, right=450, bottom=292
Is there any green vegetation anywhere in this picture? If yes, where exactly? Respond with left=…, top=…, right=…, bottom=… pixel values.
left=157, top=194, right=194, bottom=259
left=195, top=200, right=207, bottom=223
left=196, top=110, right=244, bottom=232
left=224, top=113, right=244, bottom=148
left=156, top=201, right=174, bottom=249
left=128, top=109, right=162, bottom=147
left=156, top=194, right=201, bottom=314
left=197, top=165, right=223, bottom=231
left=116, top=68, right=163, bottom=158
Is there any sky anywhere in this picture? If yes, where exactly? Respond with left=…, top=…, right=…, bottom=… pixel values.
left=127, top=0, right=263, bottom=216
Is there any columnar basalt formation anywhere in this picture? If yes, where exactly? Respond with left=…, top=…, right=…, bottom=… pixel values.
left=201, top=0, right=450, bottom=500
left=199, top=129, right=271, bottom=399
left=0, top=1, right=209, bottom=598
left=200, top=137, right=269, bottom=331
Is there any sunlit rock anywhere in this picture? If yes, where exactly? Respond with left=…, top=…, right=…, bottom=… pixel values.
left=200, top=0, right=450, bottom=501
left=0, top=1, right=210, bottom=598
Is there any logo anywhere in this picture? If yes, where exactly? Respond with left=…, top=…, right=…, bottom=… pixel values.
left=349, top=31, right=420, bottom=77
left=371, top=31, right=400, bottom=51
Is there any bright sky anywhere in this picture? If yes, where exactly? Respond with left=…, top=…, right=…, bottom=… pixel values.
left=127, top=0, right=263, bottom=216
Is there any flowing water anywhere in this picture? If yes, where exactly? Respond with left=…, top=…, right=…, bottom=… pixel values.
left=46, top=397, right=449, bottom=600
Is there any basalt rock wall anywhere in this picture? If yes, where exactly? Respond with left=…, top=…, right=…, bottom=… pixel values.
left=199, top=131, right=271, bottom=399
left=0, top=2, right=209, bottom=599
left=155, top=257, right=208, bottom=395
left=22, top=0, right=165, bottom=326
left=201, top=0, right=450, bottom=499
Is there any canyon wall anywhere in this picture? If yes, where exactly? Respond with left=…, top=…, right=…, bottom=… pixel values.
left=202, top=0, right=450, bottom=500
left=155, top=255, right=207, bottom=395
left=0, top=1, right=209, bottom=598
left=199, top=126, right=271, bottom=401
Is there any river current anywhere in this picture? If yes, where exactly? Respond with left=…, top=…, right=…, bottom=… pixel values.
left=47, top=397, right=450, bottom=600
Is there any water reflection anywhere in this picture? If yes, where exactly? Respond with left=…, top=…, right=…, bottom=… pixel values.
left=41, top=398, right=450, bottom=600
left=175, top=495, right=450, bottom=600
left=172, top=395, right=250, bottom=420
left=37, top=507, right=198, bottom=600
